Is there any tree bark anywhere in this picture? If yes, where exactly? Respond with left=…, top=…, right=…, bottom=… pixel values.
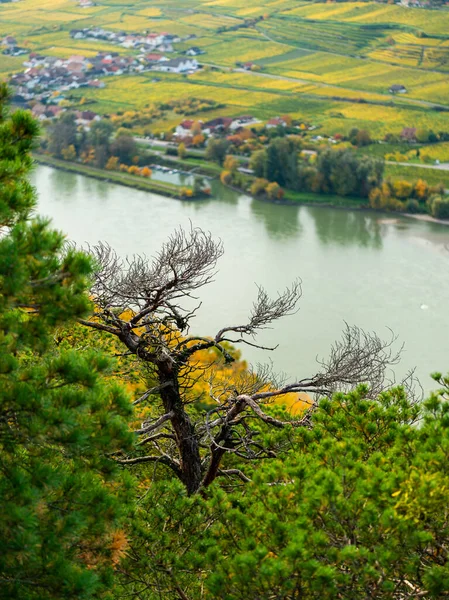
left=157, top=359, right=203, bottom=495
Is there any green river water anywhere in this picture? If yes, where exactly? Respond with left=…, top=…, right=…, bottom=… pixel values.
left=33, top=165, right=449, bottom=393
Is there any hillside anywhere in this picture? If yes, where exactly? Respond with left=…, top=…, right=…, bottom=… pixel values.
left=2, top=0, right=449, bottom=139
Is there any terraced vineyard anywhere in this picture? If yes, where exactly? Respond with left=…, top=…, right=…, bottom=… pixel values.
left=3, top=0, right=449, bottom=146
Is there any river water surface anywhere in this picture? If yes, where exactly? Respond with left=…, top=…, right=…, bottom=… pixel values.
left=33, top=165, right=449, bottom=393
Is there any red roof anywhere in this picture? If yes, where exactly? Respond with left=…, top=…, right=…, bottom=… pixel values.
left=180, top=119, right=194, bottom=129
left=146, top=53, right=163, bottom=61
left=267, top=117, right=286, bottom=126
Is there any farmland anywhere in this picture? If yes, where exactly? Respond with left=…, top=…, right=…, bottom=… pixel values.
left=3, top=0, right=449, bottom=144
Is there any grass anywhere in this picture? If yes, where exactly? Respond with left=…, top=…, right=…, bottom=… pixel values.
left=385, top=163, right=449, bottom=188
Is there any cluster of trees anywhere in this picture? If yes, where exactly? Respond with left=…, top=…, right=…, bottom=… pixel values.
left=0, top=84, right=134, bottom=599
left=45, top=114, right=157, bottom=174
left=4, top=88, right=449, bottom=599
left=250, top=138, right=384, bottom=198
left=369, top=178, right=445, bottom=214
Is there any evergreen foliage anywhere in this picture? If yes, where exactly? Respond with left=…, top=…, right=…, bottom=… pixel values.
left=116, top=382, right=449, bottom=599
left=0, top=84, right=134, bottom=600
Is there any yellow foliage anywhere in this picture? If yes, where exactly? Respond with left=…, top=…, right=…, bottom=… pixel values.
left=180, top=187, right=194, bottom=198
left=220, top=170, right=232, bottom=185
left=110, top=530, right=128, bottom=566
left=414, top=178, right=428, bottom=200
left=392, top=179, right=413, bottom=200
left=61, top=144, right=76, bottom=161
left=192, top=134, right=205, bottom=147
left=140, top=166, right=152, bottom=178
left=105, top=156, right=119, bottom=171
left=223, top=156, right=238, bottom=172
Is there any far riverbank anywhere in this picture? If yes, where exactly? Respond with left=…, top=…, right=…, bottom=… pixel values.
left=33, top=154, right=449, bottom=226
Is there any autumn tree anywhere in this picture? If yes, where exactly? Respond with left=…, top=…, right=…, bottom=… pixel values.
left=205, top=137, right=229, bottom=165
left=106, top=155, right=120, bottom=171
left=192, top=133, right=205, bottom=147
left=177, top=142, right=186, bottom=159
left=0, top=84, right=133, bottom=599
left=110, top=133, right=137, bottom=165
left=48, top=111, right=77, bottom=158
left=79, top=228, right=406, bottom=496
left=61, top=143, right=76, bottom=161
left=265, top=180, right=281, bottom=200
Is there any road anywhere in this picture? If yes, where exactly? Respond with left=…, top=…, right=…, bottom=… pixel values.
left=386, top=161, right=449, bottom=171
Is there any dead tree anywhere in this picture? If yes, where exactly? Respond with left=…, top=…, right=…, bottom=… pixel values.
left=79, top=227, right=403, bottom=495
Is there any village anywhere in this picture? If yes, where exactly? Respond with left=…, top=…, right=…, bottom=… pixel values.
left=6, top=51, right=199, bottom=120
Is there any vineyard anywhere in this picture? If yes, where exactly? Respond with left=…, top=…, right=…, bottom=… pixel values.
left=2, top=0, right=449, bottom=141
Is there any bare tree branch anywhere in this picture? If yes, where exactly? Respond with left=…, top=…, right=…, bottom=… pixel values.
left=134, top=411, right=175, bottom=435
left=217, top=469, right=252, bottom=483
left=77, top=228, right=413, bottom=495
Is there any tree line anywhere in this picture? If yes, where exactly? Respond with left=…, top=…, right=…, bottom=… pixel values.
left=45, top=112, right=144, bottom=170
left=249, top=137, right=384, bottom=198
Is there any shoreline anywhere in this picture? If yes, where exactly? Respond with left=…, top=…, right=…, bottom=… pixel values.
left=33, top=155, right=449, bottom=225
left=33, top=154, right=192, bottom=200
left=403, top=212, right=449, bottom=227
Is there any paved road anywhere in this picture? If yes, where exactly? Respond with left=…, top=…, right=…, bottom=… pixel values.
left=386, top=161, right=449, bottom=171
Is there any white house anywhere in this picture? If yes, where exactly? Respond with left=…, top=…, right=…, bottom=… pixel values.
left=156, top=58, right=198, bottom=73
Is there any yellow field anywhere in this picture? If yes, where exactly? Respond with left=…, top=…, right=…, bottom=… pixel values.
left=289, top=2, right=449, bottom=36
left=2, top=0, right=449, bottom=140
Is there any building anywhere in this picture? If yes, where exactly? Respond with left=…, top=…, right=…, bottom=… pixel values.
left=389, top=84, right=407, bottom=94
left=400, top=127, right=417, bottom=142
left=203, top=117, right=233, bottom=133
left=186, top=47, right=204, bottom=56
left=156, top=58, right=198, bottom=73
left=266, top=116, right=288, bottom=128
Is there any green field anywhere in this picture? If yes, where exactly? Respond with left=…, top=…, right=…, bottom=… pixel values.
left=3, top=0, right=449, bottom=140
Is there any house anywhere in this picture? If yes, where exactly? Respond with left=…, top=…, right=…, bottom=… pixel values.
left=66, top=61, right=84, bottom=74
left=389, top=84, right=407, bottom=94
left=400, top=127, right=417, bottom=142
left=45, top=105, right=63, bottom=118
left=229, top=115, right=257, bottom=130
left=156, top=57, right=198, bottom=73
left=145, top=33, right=164, bottom=47
left=203, top=117, right=233, bottom=133
left=68, top=55, right=86, bottom=64
left=75, top=110, right=101, bottom=128
left=242, top=62, right=255, bottom=70
left=266, top=116, right=287, bottom=128
left=31, top=103, right=47, bottom=119
left=175, top=119, right=195, bottom=136
left=88, top=79, right=105, bottom=88
left=145, top=53, right=167, bottom=63
left=70, top=29, right=85, bottom=39
left=186, top=47, right=204, bottom=56
left=2, top=36, right=17, bottom=46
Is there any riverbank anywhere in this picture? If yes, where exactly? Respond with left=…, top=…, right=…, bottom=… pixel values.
left=33, top=154, right=190, bottom=200
left=33, top=154, right=449, bottom=224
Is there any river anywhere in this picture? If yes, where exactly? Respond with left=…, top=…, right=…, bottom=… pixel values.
left=33, top=165, right=449, bottom=393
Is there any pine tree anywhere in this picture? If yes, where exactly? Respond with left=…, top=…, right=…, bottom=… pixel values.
left=0, top=84, right=134, bottom=600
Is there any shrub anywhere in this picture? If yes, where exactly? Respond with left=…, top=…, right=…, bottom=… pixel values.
left=405, top=199, right=420, bottom=213
left=250, top=177, right=269, bottom=196
left=429, top=195, right=449, bottom=219
left=105, top=156, right=119, bottom=171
